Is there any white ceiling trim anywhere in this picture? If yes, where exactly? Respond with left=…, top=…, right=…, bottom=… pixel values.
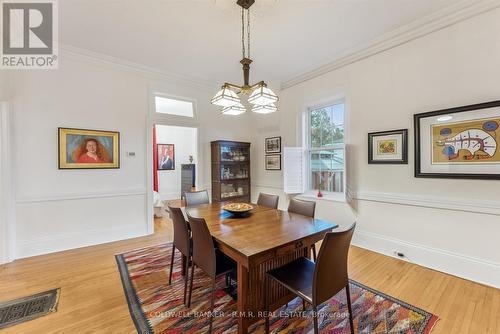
left=60, top=44, right=219, bottom=92
left=281, top=0, right=500, bottom=90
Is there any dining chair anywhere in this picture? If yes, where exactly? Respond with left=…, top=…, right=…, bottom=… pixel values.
left=185, top=190, right=210, bottom=207
left=167, top=205, right=191, bottom=305
left=186, top=214, right=237, bottom=333
left=288, top=198, right=318, bottom=260
left=265, top=223, right=356, bottom=334
left=257, top=193, right=279, bottom=209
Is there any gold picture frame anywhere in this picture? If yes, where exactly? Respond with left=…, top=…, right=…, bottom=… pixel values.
left=58, top=128, right=120, bottom=169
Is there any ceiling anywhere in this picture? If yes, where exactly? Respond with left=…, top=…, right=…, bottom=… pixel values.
left=59, top=0, right=462, bottom=87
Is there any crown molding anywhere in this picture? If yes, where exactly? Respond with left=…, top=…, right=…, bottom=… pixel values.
left=60, top=44, right=219, bottom=92
left=282, top=0, right=500, bottom=89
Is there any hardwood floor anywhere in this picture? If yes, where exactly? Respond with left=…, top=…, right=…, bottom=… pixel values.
left=0, top=217, right=499, bottom=333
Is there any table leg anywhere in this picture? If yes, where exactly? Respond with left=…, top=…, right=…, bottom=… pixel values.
left=237, top=262, right=249, bottom=334
left=181, top=255, right=187, bottom=276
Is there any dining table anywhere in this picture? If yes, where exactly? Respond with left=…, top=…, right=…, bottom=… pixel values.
left=181, top=202, right=338, bottom=334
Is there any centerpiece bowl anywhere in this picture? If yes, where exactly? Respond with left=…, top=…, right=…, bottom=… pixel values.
left=222, top=202, right=254, bottom=217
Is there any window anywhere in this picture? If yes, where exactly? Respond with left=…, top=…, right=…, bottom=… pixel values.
left=307, top=102, right=345, bottom=194
left=155, top=95, right=194, bottom=118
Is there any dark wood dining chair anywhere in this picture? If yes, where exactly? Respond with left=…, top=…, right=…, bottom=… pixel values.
left=186, top=214, right=237, bottom=333
left=167, top=205, right=191, bottom=305
left=185, top=190, right=210, bottom=207
left=265, top=223, right=356, bottom=334
left=257, top=193, right=279, bottom=209
left=288, top=198, right=318, bottom=260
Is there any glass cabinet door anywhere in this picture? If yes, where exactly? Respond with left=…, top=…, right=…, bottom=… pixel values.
left=220, top=164, right=249, bottom=180
left=220, top=145, right=250, bottom=162
left=220, top=180, right=249, bottom=200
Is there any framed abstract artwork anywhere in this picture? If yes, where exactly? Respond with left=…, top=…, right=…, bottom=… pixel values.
left=265, top=136, right=281, bottom=154
left=157, top=144, right=175, bottom=170
left=414, top=100, right=500, bottom=179
left=368, top=129, right=408, bottom=164
left=265, top=154, right=281, bottom=170
left=58, top=128, right=120, bottom=169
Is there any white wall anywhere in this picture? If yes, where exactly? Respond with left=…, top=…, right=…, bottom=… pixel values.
left=8, top=51, right=256, bottom=258
left=252, top=7, right=500, bottom=288
left=156, top=125, right=197, bottom=200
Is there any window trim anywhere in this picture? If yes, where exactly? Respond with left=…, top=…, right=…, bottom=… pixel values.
left=304, top=99, right=347, bottom=198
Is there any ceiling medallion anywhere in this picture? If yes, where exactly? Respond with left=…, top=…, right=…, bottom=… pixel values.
left=211, top=0, right=278, bottom=115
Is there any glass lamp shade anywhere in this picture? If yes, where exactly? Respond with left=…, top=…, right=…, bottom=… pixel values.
left=252, top=103, right=277, bottom=114
left=222, top=103, right=247, bottom=115
left=211, top=86, right=240, bottom=107
left=248, top=84, right=278, bottom=106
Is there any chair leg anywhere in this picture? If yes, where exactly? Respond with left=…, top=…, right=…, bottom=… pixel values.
left=346, top=285, right=355, bottom=334
left=209, top=279, right=216, bottom=333
left=312, top=305, right=319, bottom=334
left=187, top=263, right=195, bottom=307
left=183, top=256, right=189, bottom=305
left=264, top=275, right=270, bottom=334
left=312, top=244, right=317, bottom=261
left=168, top=244, right=175, bottom=285
left=302, top=299, right=306, bottom=311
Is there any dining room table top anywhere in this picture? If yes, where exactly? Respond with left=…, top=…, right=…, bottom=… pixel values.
left=182, top=202, right=339, bottom=259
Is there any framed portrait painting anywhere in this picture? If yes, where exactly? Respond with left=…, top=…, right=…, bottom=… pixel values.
left=265, top=154, right=281, bottom=170
left=265, top=136, right=281, bottom=154
left=58, top=128, right=120, bottom=169
left=414, top=100, right=500, bottom=179
left=368, top=129, right=408, bottom=164
left=157, top=144, right=175, bottom=170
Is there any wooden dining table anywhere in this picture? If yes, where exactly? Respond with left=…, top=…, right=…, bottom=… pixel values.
left=182, top=202, right=338, bottom=334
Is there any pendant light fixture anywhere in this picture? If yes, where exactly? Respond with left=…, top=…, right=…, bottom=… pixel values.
left=211, top=0, right=278, bottom=115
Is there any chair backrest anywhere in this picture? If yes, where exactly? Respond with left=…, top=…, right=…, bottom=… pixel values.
left=168, top=205, right=190, bottom=257
left=185, top=190, right=210, bottom=207
left=187, top=214, right=217, bottom=278
left=287, top=198, right=316, bottom=218
left=257, top=193, right=279, bottom=209
left=312, top=223, right=356, bottom=305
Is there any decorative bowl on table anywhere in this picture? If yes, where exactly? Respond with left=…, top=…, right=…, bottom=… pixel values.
left=222, top=203, right=254, bottom=217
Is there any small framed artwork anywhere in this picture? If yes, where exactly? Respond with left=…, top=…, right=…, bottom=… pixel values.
left=415, top=100, right=500, bottom=179
left=157, top=144, right=175, bottom=170
left=265, top=154, right=281, bottom=170
left=58, top=128, right=120, bottom=169
left=265, top=136, right=281, bottom=154
left=368, top=129, right=408, bottom=164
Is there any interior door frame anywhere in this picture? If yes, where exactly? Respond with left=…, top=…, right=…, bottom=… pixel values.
left=146, top=90, right=201, bottom=234
left=0, top=102, right=16, bottom=264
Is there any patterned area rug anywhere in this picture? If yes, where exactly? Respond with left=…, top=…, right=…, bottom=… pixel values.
left=116, top=243, right=438, bottom=334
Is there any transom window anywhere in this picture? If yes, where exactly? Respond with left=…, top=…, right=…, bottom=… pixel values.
left=155, top=95, right=194, bottom=118
left=307, top=102, right=345, bottom=193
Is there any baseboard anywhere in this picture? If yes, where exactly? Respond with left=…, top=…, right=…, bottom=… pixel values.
left=16, top=224, right=149, bottom=259
left=352, top=230, right=500, bottom=289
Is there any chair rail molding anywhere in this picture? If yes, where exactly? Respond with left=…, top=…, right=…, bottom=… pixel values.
left=16, top=188, right=147, bottom=204
left=282, top=0, right=500, bottom=89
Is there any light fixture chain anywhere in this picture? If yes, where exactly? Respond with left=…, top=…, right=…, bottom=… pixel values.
left=247, top=8, right=250, bottom=59
left=241, top=6, right=246, bottom=58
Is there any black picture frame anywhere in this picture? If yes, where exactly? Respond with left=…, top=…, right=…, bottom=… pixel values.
left=265, top=154, right=281, bottom=170
left=414, top=100, right=500, bottom=179
left=265, top=136, right=281, bottom=154
left=368, top=129, right=408, bottom=164
left=157, top=143, right=175, bottom=170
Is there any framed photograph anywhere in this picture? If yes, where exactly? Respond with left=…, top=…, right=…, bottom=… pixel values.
left=414, top=100, right=500, bottom=179
left=265, top=136, right=281, bottom=154
left=58, top=128, right=120, bottom=169
left=157, top=144, right=175, bottom=170
left=265, top=154, right=281, bottom=170
left=368, top=129, right=408, bottom=164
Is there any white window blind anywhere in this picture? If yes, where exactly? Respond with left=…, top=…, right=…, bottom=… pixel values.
left=283, top=147, right=304, bottom=194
